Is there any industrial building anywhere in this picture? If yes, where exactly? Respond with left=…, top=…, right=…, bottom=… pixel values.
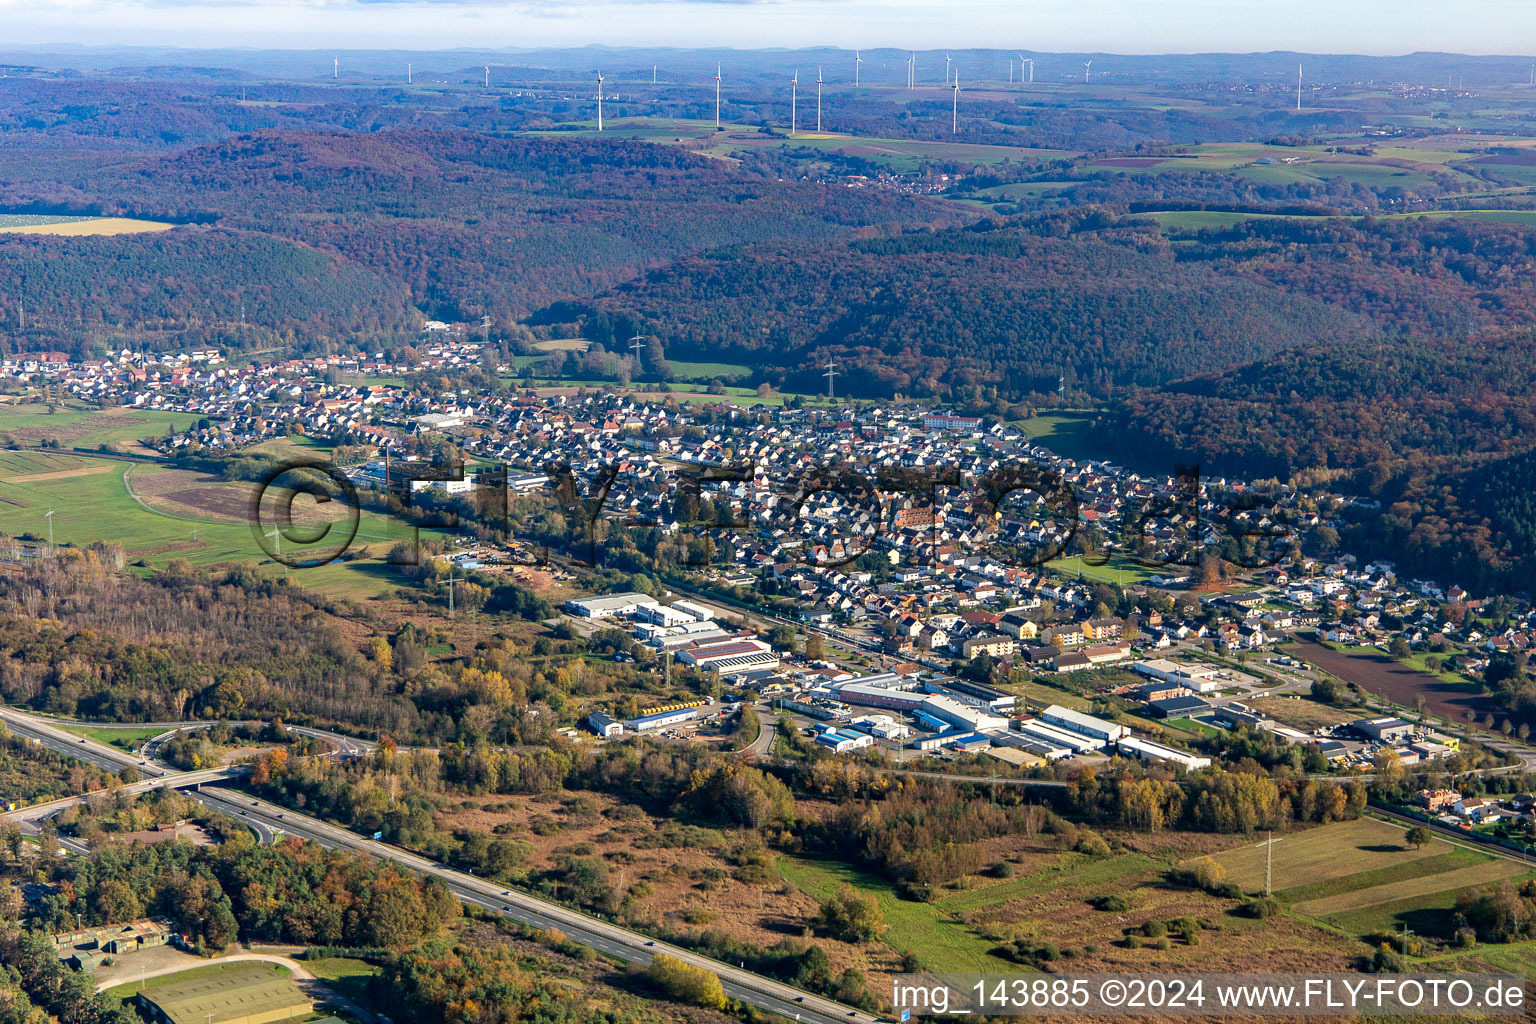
left=849, top=714, right=910, bottom=739
left=635, top=603, right=697, bottom=628
left=1015, top=718, right=1104, bottom=753
left=1146, top=694, right=1211, bottom=719
left=835, top=680, right=927, bottom=711
left=625, top=707, right=699, bottom=732
left=1132, top=659, right=1222, bottom=693
left=934, top=677, right=1018, bottom=710
left=671, top=600, right=715, bottom=622
left=1115, top=736, right=1212, bottom=771
left=565, top=592, right=660, bottom=619
left=1352, top=717, right=1415, bottom=744
left=639, top=619, right=732, bottom=647
left=136, top=963, right=310, bottom=1024
left=921, top=694, right=1010, bottom=732
left=942, top=732, right=993, bottom=752
left=584, top=712, right=623, bottom=738
left=675, top=638, right=779, bottom=673
left=816, top=727, right=876, bottom=753
left=780, top=694, right=852, bottom=720
left=54, top=918, right=175, bottom=959
left=1041, top=705, right=1129, bottom=743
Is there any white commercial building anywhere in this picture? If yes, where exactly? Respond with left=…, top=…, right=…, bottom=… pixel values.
left=1042, top=704, right=1129, bottom=743
left=566, top=592, right=660, bottom=619
left=636, top=604, right=697, bottom=628
left=626, top=707, right=699, bottom=732
left=850, top=714, right=911, bottom=740
left=1132, top=659, right=1222, bottom=693
left=921, top=694, right=1010, bottom=733
left=816, top=727, right=877, bottom=753
left=671, top=600, right=716, bottom=622
left=1016, top=718, right=1104, bottom=753
left=1114, top=736, right=1212, bottom=771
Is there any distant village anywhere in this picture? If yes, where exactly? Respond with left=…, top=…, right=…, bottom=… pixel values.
left=4, top=337, right=1527, bottom=782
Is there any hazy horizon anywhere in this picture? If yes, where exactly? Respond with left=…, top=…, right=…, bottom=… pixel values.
left=3, top=0, right=1536, bottom=57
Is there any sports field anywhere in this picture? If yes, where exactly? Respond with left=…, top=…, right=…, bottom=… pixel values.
left=1045, top=554, right=1161, bottom=586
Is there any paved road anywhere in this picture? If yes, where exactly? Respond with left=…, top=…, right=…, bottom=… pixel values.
left=172, top=788, right=878, bottom=1024
left=4, top=708, right=878, bottom=1024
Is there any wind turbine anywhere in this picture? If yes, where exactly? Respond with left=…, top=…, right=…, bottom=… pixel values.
left=791, top=69, right=798, bottom=136
left=952, top=70, right=960, bottom=134
left=1021, top=55, right=1033, bottom=83
left=1009, top=59, right=1013, bottom=84
left=714, top=63, right=722, bottom=128
left=816, top=66, right=823, bottom=132
left=596, top=71, right=604, bottom=131
left=855, top=50, right=862, bottom=86
left=484, top=66, right=490, bottom=88
left=333, top=57, right=338, bottom=80
left=407, top=63, right=412, bottom=85
left=1296, top=63, right=1303, bottom=111
left=1083, top=59, right=1092, bottom=84
left=945, top=52, right=952, bottom=84
left=652, top=64, right=657, bottom=84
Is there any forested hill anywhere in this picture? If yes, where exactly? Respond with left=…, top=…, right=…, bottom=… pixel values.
left=1108, top=330, right=1536, bottom=479
left=0, top=130, right=962, bottom=353
left=0, top=228, right=416, bottom=343
left=554, top=216, right=1375, bottom=397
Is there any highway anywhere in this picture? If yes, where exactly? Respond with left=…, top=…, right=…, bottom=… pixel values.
left=0, top=706, right=878, bottom=1024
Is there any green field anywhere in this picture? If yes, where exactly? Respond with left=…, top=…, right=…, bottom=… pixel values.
left=665, top=359, right=753, bottom=380
left=1207, top=817, right=1532, bottom=936
left=1013, top=411, right=1105, bottom=462
left=935, top=850, right=1159, bottom=915
left=0, top=403, right=201, bottom=449
left=1045, top=554, right=1161, bottom=586
left=53, top=723, right=168, bottom=750
left=1161, top=716, right=1221, bottom=737
left=1398, top=208, right=1536, bottom=226
left=530, top=117, right=1069, bottom=171
left=776, top=854, right=1022, bottom=972
left=301, top=956, right=383, bottom=1013
left=1143, top=210, right=1305, bottom=231
left=0, top=440, right=439, bottom=601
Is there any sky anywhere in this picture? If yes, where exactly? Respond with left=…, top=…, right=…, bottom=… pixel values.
left=4, top=0, right=1536, bottom=54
